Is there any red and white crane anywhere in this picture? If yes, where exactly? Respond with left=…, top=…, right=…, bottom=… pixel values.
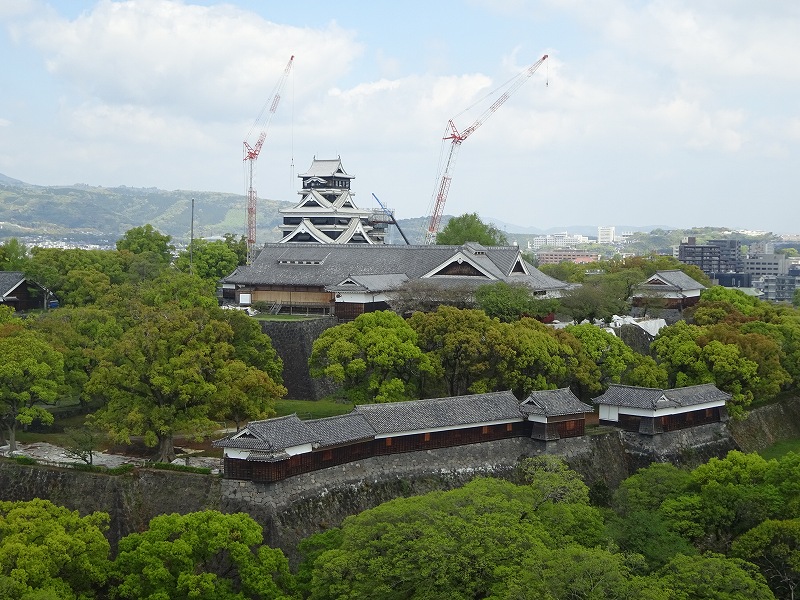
left=424, top=54, right=548, bottom=245
left=243, top=55, right=294, bottom=264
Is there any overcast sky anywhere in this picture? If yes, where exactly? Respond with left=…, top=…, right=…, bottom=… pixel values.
left=1, top=0, right=798, bottom=234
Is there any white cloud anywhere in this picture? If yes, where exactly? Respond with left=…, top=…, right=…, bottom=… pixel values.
left=21, top=0, right=362, bottom=118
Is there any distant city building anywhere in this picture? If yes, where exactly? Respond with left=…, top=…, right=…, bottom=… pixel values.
left=526, top=231, right=590, bottom=250
left=278, top=157, right=389, bottom=244
left=742, top=254, right=789, bottom=278
left=597, top=226, right=616, bottom=244
left=536, top=249, right=600, bottom=265
left=715, top=273, right=753, bottom=288
left=757, top=275, right=800, bottom=302
left=676, top=237, right=743, bottom=276
left=748, top=241, right=775, bottom=255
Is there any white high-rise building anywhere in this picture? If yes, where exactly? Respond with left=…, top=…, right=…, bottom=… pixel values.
left=597, top=226, right=616, bottom=244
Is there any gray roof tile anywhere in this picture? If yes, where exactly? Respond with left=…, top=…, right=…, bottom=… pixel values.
left=224, top=243, right=567, bottom=292
left=305, top=413, right=376, bottom=448
left=521, top=388, right=593, bottom=416
left=212, top=414, right=318, bottom=451
left=0, top=271, right=27, bottom=297
left=352, top=391, right=523, bottom=435
left=593, top=383, right=730, bottom=409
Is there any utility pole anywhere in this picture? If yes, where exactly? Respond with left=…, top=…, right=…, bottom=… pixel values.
left=190, top=197, right=194, bottom=275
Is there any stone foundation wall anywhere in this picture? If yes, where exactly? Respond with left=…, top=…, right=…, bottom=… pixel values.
left=0, top=408, right=781, bottom=565
left=260, top=317, right=339, bottom=400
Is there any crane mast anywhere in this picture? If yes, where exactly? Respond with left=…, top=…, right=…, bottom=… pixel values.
left=244, top=55, right=294, bottom=264
left=424, top=54, right=548, bottom=245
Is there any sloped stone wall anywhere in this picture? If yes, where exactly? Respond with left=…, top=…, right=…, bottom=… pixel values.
left=260, top=317, right=339, bottom=400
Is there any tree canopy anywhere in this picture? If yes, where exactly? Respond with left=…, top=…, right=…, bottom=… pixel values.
left=0, top=499, right=111, bottom=600
left=115, top=224, right=173, bottom=262
left=85, top=304, right=285, bottom=462
left=309, top=310, right=435, bottom=403
left=435, top=212, right=508, bottom=246
left=0, top=324, right=64, bottom=450
left=112, top=511, right=295, bottom=600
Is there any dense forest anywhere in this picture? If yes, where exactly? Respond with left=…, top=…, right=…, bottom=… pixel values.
left=4, top=452, right=800, bottom=599
left=3, top=223, right=800, bottom=598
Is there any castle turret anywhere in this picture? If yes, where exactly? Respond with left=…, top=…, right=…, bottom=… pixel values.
left=279, top=157, right=387, bottom=244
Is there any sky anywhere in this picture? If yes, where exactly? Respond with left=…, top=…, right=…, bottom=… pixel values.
left=1, top=0, right=799, bottom=235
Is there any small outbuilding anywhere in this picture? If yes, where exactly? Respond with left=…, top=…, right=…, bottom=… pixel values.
left=0, top=271, right=50, bottom=312
left=520, top=388, right=593, bottom=441
left=593, top=383, right=730, bottom=435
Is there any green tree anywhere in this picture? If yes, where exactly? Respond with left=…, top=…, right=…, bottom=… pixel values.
left=133, top=270, right=219, bottom=311
left=58, top=268, right=113, bottom=307
left=175, top=239, right=239, bottom=281
left=0, top=325, right=64, bottom=451
left=408, top=306, right=499, bottom=397
left=698, top=286, right=761, bottom=316
left=658, top=553, right=775, bottom=600
left=306, top=476, right=603, bottom=600
left=116, top=224, right=173, bottom=262
left=732, top=518, right=800, bottom=600
left=223, top=233, right=247, bottom=266
left=558, top=277, right=628, bottom=324
left=435, top=212, right=508, bottom=246
left=565, top=324, right=636, bottom=389
left=608, top=509, right=697, bottom=571
left=474, top=281, right=558, bottom=322
left=794, top=288, right=800, bottom=309
left=309, top=310, right=435, bottom=403
left=490, top=318, right=581, bottom=398
left=112, top=511, right=294, bottom=600
left=652, top=321, right=760, bottom=417
left=498, top=544, right=671, bottom=600
left=26, top=247, right=127, bottom=295
left=0, top=499, right=111, bottom=600
left=215, top=307, right=284, bottom=384
left=0, top=238, right=28, bottom=271
left=214, top=360, right=285, bottom=431
left=0, top=305, right=21, bottom=325
left=660, top=451, right=784, bottom=551
left=613, top=463, right=692, bottom=517
left=516, top=455, right=590, bottom=508
left=29, top=307, right=123, bottom=402
left=538, top=260, right=587, bottom=283
left=86, top=305, right=284, bottom=462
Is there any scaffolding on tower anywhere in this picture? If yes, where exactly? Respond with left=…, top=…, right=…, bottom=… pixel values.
left=244, top=55, right=294, bottom=264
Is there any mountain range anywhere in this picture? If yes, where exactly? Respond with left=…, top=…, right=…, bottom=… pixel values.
left=0, top=174, right=662, bottom=247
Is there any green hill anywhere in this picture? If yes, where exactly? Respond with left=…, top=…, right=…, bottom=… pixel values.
left=0, top=176, right=292, bottom=246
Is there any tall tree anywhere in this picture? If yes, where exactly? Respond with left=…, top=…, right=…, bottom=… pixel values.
left=112, top=511, right=294, bottom=600
left=116, top=224, right=173, bottom=262
left=305, top=477, right=602, bottom=600
left=475, top=281, right=558, bottom=322
left=175, top=239, right=239, bottom=281
left=309, top=310, right=435, bottom=404
left=0, top=325, right=64, bottom=451
left=86, top=304, right=284, bottom=462
left=223, top=233, right=248, bottom=266
left=0, top=499, right=111, bottom=600
left=435, top=212, right=508, bottom=246
left=408, top=306, right=499, bottom=397
left=29, top=306, right=123, bottom=402
left=0, top=238, right=28, bottom=271
left=732, top=518, right=800, bottom=600
left=652, top=321, right=760, bottom=417
left=658, top=553, right=775, bottom=600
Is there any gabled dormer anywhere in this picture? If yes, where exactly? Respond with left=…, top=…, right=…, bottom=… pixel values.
left=422, top=251, right=496, bottom=279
